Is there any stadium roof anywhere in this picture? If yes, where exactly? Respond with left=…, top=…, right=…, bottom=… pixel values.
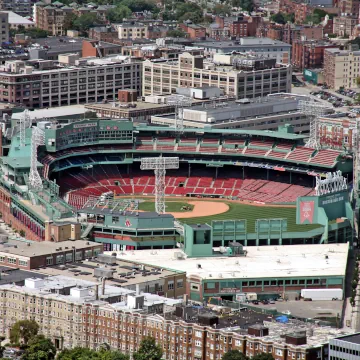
left=136, top=125, right=307, bottom=140
left=110, top=243, right=349, bottom=280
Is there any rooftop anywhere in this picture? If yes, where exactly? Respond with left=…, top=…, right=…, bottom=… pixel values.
left=0, top=239, right=100, bottom=258
left=1, top=11, right=35, bottom=25
left=194, top=37, right=291, bottom=49
left=0, top=274, right=134, bottom=304
left=110, top=243, right=349, bottom=280
left=262, top=321, right=351, bottom=349
left=30, top=257, right=184, bottom=288
left=334, top=333, right=360, bottom=345
left=12, top=105, right=86, bottom=121
left=30, top=37, right=121, bottom=54
left=85, top=101, right=174, bottom=111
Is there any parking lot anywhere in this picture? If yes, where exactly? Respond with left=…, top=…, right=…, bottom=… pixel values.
left=252, top=299, right=343, bottom=321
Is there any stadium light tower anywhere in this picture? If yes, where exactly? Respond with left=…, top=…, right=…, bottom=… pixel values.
left=140, top=157, right=179, bottom=214
left=29, top=127, right=45, bottom=191
left=167, top=95, right=192, bottom=133
left=297, top=100, right=331, bottom=149
left=19, top=109, right=31, bottom=147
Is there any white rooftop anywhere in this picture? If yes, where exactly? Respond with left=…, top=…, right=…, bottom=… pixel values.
left=2, top=11, right=35, bottom=25
left=12, top=105, right=86, bottom=120
left=110, top=243, right=349, bottom=280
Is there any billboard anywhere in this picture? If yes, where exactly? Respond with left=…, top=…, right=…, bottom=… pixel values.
left=296, top=190, right=348, bottom=225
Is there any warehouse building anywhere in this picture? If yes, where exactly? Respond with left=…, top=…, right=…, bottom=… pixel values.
left=112, top=243, right=349, bottom=302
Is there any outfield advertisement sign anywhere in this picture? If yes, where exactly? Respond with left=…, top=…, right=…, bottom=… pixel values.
left=296, top=190, right=348, bottom=225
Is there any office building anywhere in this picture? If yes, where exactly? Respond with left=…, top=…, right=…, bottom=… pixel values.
left=329, top=334, right=360, bottom=359
left=142, top=52, right=292, bottom=99
left=0, top=55, right=142, bottom=108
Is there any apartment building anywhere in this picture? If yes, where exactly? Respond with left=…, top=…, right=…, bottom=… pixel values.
left=142, top=52, right=292, bottom=99
left=0, top=276, right=349, bottom=359
left=0, top=55, right=142, bottom=108
left=118, top=22, right=147, bottom=40
left=292, top=41, right=338, bottom=71
left=35, top=2, right=73, bottom=36
left=323, top=48, right=360, bottom=89
left=333, top=16, right=357, bottom=37
left=179, top=21, right=206, bottom=39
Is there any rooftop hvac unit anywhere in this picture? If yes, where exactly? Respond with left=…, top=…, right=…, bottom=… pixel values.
left=174, top=251, right=185, bottom=260
left=97, top=253, right=117, bottom=265
left=94, top=267, right=114, bottom=279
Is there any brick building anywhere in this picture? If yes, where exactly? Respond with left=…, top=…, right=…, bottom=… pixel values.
left=0, top=275, right=350, bottom=358
left=89, top=27, right=119, bottom=44
left=179, top=21, right=206, bottom=40
left=292, top=40, right=338, bottom=71
left=268, top=24, right=323, bottom=45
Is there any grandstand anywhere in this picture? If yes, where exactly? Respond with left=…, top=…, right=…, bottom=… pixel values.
left=38, top=121, right=348, bottom=210
left=61, top=165, right=315, bottom=209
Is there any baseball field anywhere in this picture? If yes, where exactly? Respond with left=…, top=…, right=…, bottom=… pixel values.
left=138, top=199, right=322, bottom=233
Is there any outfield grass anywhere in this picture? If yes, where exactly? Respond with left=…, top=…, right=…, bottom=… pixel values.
left=180, top=201, right=323, bottom=233
left=139, top=201, right=194, bottom=213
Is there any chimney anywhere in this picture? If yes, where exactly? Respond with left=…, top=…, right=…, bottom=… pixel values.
left=101, top=277, right=106, bottom=296
left=95, top=284, right=99, bottom=300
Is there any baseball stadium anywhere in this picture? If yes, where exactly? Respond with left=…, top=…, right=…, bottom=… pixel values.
left=0, top=117, right=355, bottom=252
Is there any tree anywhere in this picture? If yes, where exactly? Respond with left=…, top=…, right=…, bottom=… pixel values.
left=19, top=230, right=25, bottom=237
left=106, top=5, right=132, bottom=23
left=10, top=320, right=39, bottom=346
left=10, top=27, right=48, bottom=39
left=133, top=337, right=163, bottom=360
left=252, top=354, right=275, bottom=360
left=166, top=29, right=186, bottom=38
left=23, top=335, right=56, bottom=360
left=213, top=4, right=232, bottom=16
left=176, top=2, right=203, bottom=22
left=63, top=13, right=78, bottom=31
left=73, top=13, right=103, bottom=34
left=222, top=350, right=248, bottom=360
left=98, top=350, right=129, bottom=360
left=270, top=12, right=286, bottom=24
left=284, top=13, right=295, bottom=23
left=120, top=0, right=156, bottom=12
left=231, top=0, right=254, bottom=12
left=56, top=347, right=98, bottom=360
